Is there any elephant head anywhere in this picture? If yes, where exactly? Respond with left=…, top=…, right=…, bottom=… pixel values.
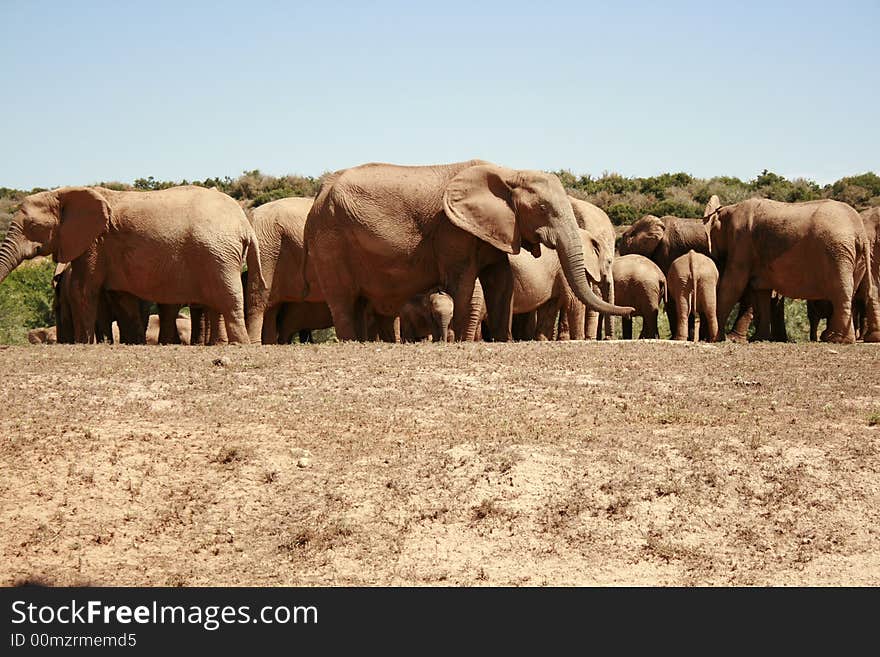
left=618, top=214, right=666, bottom=259
left=702, top=199, right=730, bottom=256
left=442, top=165, right=632, bottom=317
left=0, top=187, right=111, bottom=283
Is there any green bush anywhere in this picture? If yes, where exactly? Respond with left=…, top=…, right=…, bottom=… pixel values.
left=0, top=258, right=55, bottom=344
left=647, top=199, right=702, bottom=218
left=606, top=203, right=640, bottom=225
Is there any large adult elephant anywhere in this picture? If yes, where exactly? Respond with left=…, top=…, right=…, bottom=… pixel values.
left=303, top=160, right=633, bottom=341
left=245, top=196, right=331, bottom=344
left=807, top=206, right=879, bottom=341
left=569, top=197, right=616, bottom=339
left=704, top=199, right=879, bottom=343
left=0, top=186, right=262, bottom=343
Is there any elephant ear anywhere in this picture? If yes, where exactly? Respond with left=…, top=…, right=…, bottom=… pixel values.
left=57, top=188, right=111, bottom=263
left=568, top=196, right=588, bottom=230
left=581, top=230, right=602, bottom=283
left=622, top=214, right=665, bottom=256
left=704, top=194, right=721, bottom=217
left=443, top=164, right=520, bottom=254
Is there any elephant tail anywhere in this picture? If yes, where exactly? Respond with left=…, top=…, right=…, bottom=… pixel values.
left=688, top=250, right=696, bottom=314
left=245, top=229, right=267, bottom=291
left=857, top=232, right=872, bottom=299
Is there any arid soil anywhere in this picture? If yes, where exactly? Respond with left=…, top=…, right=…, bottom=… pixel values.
left=1, top=341, right=879, bottom=586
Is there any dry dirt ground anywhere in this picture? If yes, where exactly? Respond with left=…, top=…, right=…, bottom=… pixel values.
left=1, top=341, right=879, bottom=586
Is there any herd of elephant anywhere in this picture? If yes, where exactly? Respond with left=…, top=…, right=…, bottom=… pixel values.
left=3, top=159, right=879, bottom=346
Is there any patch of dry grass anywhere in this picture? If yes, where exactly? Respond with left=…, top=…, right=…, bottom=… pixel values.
left=0, top=341, right=878, bottom=586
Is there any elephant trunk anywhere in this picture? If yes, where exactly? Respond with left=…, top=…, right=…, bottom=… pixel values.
left=542, top=218, right=633, bottom=317
left=0, top=223, right=27, bottom=284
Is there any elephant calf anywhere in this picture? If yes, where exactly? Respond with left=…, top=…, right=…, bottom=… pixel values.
left=612, top=255, right=666, bottom=339
left=399, top=289, right=455, bottom=342
left=27, top=326, right=57, bottom=344
left=666, top=251, right=719, bottom=342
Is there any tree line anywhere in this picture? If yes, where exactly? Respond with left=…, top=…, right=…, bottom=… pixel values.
left=2, top=168, right=879, bottom=235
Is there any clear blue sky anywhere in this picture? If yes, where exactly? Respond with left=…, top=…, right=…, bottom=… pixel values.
left=1, top=1, right=877, bottom=189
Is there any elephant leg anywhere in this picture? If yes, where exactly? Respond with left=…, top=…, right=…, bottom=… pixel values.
left=665, top=299, right=677, bottom=340
left=158, top=304, right=182, bottom=344
left=826, top=290, right=855, bottom=344
left=207, top=311, right=222, bottom=345
left=95, top=291, right=115, bottom=343
left=566, top=295, right=586, bottom=341
left=727, top=288, right=755, bottom=343
left=602, top=279, right=614, bottom=340
left=673, top=297, right=689, bottom=341
left=222, top=305, right=248, bottom=344
left=716, top=265, right=750, bottom=342
left=584, top=309, right=599, bottom=340
left=700, top=284, right=719, bottom=343
left=262, top=305, right=281, bottom=345
left=377, top=314, right=399, bottom=343
left=556, top=307, right=570, bottom=341
left=111, top=291, right=147, bottom=344
left=770, top=294, right=788, bottom=342
left=753, top=290, right=772, bottom=341
left=246, top=269, right=273, bottom=345
left=807, top=302, right=820, bottom=342
left=535, top=301, right=559, bottom=341
left=687, top=314, right=696, bottom=342
left=640, top=310, right=658, bottom=339
left=70, top=288, right=100, bottom=344
left=190, top=306, right=209, bottom=345
left=478, top=260, right=514, bottom=342
left=622, top=316, right=633, bottom=340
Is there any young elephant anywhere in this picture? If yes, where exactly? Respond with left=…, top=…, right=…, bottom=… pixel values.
left=666, top=251, right=719, bottom=342
left=399, top=289, right=455, bottom=342
left=612, top=255, right=666, bottom=339
left=27, top=326, right=57, bottom=344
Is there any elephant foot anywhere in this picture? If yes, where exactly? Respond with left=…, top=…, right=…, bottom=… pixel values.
left=727, top=331, right=748, bottom=344
left=860, top=330, right=880, bottom=343
left=821, top=330, right=854, bottom=344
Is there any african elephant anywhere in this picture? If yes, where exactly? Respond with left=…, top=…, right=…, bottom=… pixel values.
left=511, top=223, right=615, bottom=341
left=145, top=313, right=192, bottom=345
left=53, top=262, right=150, bottom=344
left=806, top=206, right=878, bottom=341
left=303, top=161, right=633, bottom=342
left=611, top=254, right=666, bottom=339
left=399, top=289, right=455, bottom=342
left=704, top=199, right=879, bottom=343
left=569, top=197, right=616, bottom=339
left=245, top=196, right=330, bottom=344
left=27, top=326, right=57, bottom=344
left=666, top=250, right=719, bottom=342
left=275, top=302, right=335, bottom=344
left=0, top=186, right=263, bottom=343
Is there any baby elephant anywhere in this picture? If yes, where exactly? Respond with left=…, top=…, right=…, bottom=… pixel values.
left=666, top=251, right=719, bottom=342
left=612, top=255, right=666, bottom=339
left=27, top=326, right=58, bottom=344
left=399, top=289, right=455, bottom=342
